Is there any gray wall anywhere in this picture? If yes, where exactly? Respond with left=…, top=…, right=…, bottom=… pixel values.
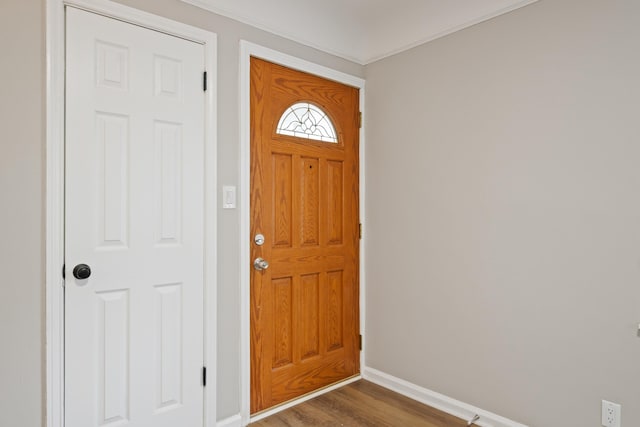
left=0, top=1, right=44, bottom=426
left=365, top=0, right=640, bottom=426
left=0, top=0, right=363, bottom=425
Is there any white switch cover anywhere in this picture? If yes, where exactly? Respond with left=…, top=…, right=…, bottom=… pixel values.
left=223, top=186, right=236, bottom=209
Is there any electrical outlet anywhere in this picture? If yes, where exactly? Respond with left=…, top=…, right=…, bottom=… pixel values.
left=602, top=400, right=621, bottom=427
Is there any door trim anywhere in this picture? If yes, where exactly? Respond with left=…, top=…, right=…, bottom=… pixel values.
left=239, top=41, right=366, bottom=425
left=45, top=1, right=218, bottom=426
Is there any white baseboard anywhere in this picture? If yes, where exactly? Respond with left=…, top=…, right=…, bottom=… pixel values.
left=362, top=367, right=528, bottom=427
left=217, top=414, right=242, bottom=427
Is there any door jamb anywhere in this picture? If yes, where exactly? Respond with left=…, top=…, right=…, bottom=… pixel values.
left=239, top=41, right=366, bottom=425
left=45, top=1, right=218, bottom=426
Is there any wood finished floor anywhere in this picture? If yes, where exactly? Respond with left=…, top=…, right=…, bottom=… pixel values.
left=250, top=380, right=473, bottom=427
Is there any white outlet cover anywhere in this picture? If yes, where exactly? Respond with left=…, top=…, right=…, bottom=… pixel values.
left=602, top=400, right=621, bottom=427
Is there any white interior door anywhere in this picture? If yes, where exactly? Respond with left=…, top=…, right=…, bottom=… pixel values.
left=65, top=7, right=205, bottom=427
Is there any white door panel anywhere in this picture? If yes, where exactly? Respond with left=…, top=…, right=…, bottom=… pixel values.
left=65, top=7, right=205, bottom=427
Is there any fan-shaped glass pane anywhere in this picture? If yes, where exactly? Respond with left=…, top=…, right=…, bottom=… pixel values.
left=276, top=102, right=338, bottom=143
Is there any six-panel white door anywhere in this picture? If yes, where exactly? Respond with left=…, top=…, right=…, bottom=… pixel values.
left=65, top=7, right=205, bottom=427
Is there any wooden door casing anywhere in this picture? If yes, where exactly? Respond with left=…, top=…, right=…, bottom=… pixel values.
left=250, top=57, right=360, bottom=414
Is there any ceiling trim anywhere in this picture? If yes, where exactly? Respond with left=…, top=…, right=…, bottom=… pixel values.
left=179, top=0, right=366, bottom=64
left=362, top=0, right=540, bottom=64
left=180, top=0, right=539, bottom=65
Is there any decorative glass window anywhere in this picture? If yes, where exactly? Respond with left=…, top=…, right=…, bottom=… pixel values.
left=276, top=102, right=338, bottom=143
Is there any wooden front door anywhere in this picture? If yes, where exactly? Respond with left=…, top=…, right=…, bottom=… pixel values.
left=250, top=57, right=360, bottom=414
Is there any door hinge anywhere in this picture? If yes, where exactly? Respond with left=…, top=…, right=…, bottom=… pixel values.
left=358, top=111, right=362, bottom=128
left=62, top=263, right=65, bottom=280
left=359, top=334, right=363, bottom=351
left=359, top=223, right=362, bottom=240
left=203, top=71, right=207, bottom=92
left=202, top=366, right=207, bottom=387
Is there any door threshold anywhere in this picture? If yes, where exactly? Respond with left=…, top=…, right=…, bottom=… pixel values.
left=249, top=374, right=361, bottom=424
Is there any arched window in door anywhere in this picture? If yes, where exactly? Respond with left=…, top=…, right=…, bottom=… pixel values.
left=276, top=102, right=338, bottom=143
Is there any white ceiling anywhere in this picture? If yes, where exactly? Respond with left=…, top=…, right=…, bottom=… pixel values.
left=181, top=0, right=538, bottom=64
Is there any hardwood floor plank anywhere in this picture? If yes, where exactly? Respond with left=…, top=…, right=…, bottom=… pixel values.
left=251, top=380, right=472, bottom=426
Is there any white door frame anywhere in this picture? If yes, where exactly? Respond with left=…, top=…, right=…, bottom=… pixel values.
left=45, top=1, right=217, bottom=426
left=239, top=41, right=366, bottom=425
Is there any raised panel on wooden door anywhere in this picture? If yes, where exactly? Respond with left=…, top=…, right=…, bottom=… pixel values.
left=298, top=272, right=320, bottom=361
left=272, top=276, right=294, bottom=369
left=272, top=153, right=293, bottom=248
left=299, top=157, right=320, bottom=247
left=326, top=270, right=344, bottom=352
left=326, top=160, right=344, bottom=246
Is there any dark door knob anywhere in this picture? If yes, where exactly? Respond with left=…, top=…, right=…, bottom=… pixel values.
left=73, top=264, right=91, bottom=280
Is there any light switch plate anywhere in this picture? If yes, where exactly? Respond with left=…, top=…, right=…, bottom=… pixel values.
left=222, top=185, right=236, bottom=209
